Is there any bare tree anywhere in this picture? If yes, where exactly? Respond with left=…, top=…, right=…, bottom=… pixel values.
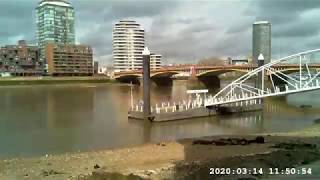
left=197, top=57, right=226, bottom=66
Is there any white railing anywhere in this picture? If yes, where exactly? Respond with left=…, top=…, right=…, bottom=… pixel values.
left=205, top=49, right=320, bottom=107
left=131, top=96, right=263, bottom=114
left=131, top=97, right=205, bottom=114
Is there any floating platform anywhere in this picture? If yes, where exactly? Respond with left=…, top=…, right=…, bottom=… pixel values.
left=128, top=104, right=263, bottom=122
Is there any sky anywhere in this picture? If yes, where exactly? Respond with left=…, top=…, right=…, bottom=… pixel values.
left=1, top=0, right=320, bottom=65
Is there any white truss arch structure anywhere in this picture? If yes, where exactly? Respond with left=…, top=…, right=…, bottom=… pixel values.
left=205, top=49, right=320, bottom=107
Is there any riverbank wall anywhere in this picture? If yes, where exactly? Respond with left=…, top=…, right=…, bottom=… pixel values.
left=0, top=76, right=115, bottom=86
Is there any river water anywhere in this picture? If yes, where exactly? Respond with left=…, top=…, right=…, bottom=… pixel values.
left=0, top=80, right=319, bottom=158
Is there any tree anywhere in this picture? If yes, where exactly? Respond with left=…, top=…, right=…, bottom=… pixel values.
left=197, top=57, right=226, bottom=66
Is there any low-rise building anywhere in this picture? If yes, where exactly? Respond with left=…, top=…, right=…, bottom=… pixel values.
left=150, top=53, right=162, bottom=69
left=94, top=61, right=99, bottom=74
left=0, top=40, right=43, bottom=76
left=228, top=56, right=249, bottom=65
left=225, top=57, right=232, bottom=65
left=98, top=66, right=108, bottom=74
left=231, top=59, right=249, bottom=65
left=45, top=43, right=93, bottom=76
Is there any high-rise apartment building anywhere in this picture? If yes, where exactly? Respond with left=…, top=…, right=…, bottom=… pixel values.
left=113, top=20, right=145, bottom=72
left=252, top=21, right=271, bottom=64
left=45, top=43, right=93, bottom=76
left=36, top=0, right=75, bottom=69
left=150, top=54, right=162, bottom=69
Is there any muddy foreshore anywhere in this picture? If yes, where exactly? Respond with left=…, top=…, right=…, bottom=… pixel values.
left=1, top=126, right=320, bottom=180
left=81, top=136, right=320, bottom=180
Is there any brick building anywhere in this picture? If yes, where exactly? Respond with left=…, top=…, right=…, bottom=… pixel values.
left=45, top=43, right=93, bottom=76
left=0, top=40, right=43, bottom=76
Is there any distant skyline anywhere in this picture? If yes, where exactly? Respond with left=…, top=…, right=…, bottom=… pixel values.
left=1, top=0, right=320, bottom=65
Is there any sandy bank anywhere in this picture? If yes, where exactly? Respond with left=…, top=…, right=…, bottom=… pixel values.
left=1, top=127, right=320, bottom=180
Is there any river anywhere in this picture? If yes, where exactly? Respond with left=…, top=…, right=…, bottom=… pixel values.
left=0, top=80, right=319, bottom=158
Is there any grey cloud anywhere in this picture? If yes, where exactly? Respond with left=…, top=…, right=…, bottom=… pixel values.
left=2, top=0, right=320, bottom=65
left=73, top=0, right=181, bottom=64
left=175, top=17, right=205, bottom=25
left=273, top=21, right=320, bottom=38
left=147, top=17, right=204, bottom=63
left=248, top=0, right=320, bottom=58
left=226, top=22, right=251, bottom=35
left=253, top=0, right=320, bottom=26
left=106, top=0, right=179, bottom=18
left=181, top=22, right=216, bottom=34
left=257, top=0, right=320, bottom=13
left=147, top=13, right=251, bottom=64
left=0, top=0, right=38, bottom=44
left=73, top=0, right=180, bottom=22
left=0, top=0, right=37, bottom=18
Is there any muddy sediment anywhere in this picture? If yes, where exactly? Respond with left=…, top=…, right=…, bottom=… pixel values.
left=171, top=142, right=320, bottom=180
left=1, top=135, right=320, bottom=180
left=79, top=137, right=320, bottom=180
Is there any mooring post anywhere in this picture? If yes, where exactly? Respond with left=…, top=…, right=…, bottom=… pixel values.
left=256, top=53, right=264, bottom=89
left=143, top=47, right=152, bottom=121
left=257, top=53, right=265, bottom=104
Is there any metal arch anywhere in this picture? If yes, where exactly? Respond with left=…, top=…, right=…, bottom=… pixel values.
left=205, top=48, right=320, bottom=106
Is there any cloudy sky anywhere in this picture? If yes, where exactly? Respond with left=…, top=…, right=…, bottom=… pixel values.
left=1, top=0, right=320, bottom=65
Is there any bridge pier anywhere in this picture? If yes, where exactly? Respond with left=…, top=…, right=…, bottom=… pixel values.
left=197, top=76, right=221, bottom=88
left=269, top=74, right=288, bottom=86
left=268, top=74, right=288, bottom=92
left=117, top=77, right=140, bottom=85
left=151, top=77, right=173, bottom=86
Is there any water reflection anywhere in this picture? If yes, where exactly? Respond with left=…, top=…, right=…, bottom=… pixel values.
left=0, top=81, right=319, bottom=158
left=218, top=113, right=264, bottom=131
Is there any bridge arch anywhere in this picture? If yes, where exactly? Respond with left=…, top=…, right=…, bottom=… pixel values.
left=151, top=71, right=180, bottom=78
left=196, top=69, right=250, bottom=77
left=195, top=69, right=251, bottom=88
left=150, top=71, right=181, bottom=86
left=115, top=74, right=141, bottom=84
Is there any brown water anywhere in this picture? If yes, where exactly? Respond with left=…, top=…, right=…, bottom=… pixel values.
left=0, top=80, right=319, bottom=158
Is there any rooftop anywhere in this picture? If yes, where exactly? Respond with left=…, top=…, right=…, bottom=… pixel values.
left=119, top=20, right=136, bottom=22
left=253, top=21, right=270, bottom=25
left=38, top=0, right=71, bottom=7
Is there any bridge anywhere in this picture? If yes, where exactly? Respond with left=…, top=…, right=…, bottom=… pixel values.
left=115, top=63, right=320, bottom=87
left=204, top=49, right=320, bottom=107
left=129, top=49, right=320, bottom=122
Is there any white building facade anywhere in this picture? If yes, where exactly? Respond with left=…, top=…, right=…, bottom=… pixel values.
left=150, top=54, right=162, bottom=69
left=113, top=20, right=145, bottom=72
